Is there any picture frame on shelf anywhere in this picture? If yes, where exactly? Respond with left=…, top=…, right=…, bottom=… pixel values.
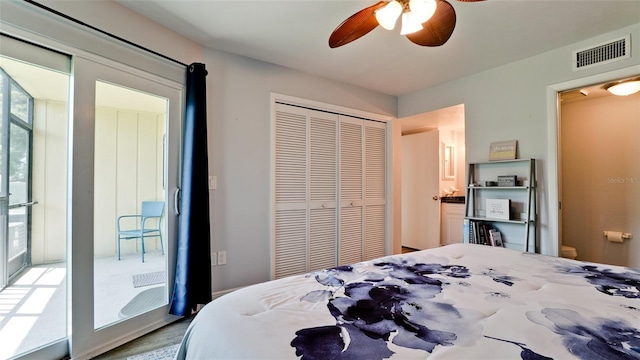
left=486, top=198, right=510, bottom=220
left=489, top=140, right=517, bottom=161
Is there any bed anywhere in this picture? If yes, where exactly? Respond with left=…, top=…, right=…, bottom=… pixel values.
left=174, top=243, right=640, bottom=359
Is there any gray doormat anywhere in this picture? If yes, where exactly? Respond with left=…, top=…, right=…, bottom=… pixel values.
left=127, top=343, right=179, bottom=360
left=119, top=286, right=167, bottom=319
left=132, top=271, right=166, bottom=288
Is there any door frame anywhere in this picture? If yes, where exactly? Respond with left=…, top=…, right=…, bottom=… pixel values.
left=546, top=64, right=640, bottom=258
left=1, top=5, right=187, bottom=358
left=0, top=68, right=35, bottom=285
left=69, top=54, right=183, bottom=359
left=269, top=93, right=393, bottom=278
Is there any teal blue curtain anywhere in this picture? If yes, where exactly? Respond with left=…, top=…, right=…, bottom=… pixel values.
left=170, top=63, right=212, bottom=316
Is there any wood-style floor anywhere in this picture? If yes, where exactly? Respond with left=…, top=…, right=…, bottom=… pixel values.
left=402, top=246, right=418, bottom=253
left=91, top=316, right=193, bottom=359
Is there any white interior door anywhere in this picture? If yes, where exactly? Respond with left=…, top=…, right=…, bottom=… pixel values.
left=70, top=55, right=182, bottom=359
left=401, top=130, right=440, bottom=249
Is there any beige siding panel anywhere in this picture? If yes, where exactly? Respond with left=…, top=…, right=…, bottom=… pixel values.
left=137, top=112, right=161, bottom=251
left=94, top=108, right=118, bottom=257
left=116, top=110, right=140, bottom=255
left=31, top=100, right=47, bottom=264
left=31, top=100, right=68, bottom=264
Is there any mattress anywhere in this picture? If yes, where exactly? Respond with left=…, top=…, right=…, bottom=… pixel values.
left=174, top=243, right=640, bottom=359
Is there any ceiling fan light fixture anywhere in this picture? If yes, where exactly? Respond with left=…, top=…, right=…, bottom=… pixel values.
left=603, top=78, right=640, bottom=96
left=409, top=0, right=437, bottom=23
left=375, top=0, right=403, bottom=30
left=400, top=11, right=424, bottom=35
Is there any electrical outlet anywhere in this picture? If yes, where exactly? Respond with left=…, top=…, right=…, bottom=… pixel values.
left=217, top=250, right=226, bottom=265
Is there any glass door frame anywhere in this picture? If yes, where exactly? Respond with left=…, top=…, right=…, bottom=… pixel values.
left=0, top=66, right=8, bottom=290
left=0, top=67, right=35, bottom=289
left=2, top=2, right=187, bottom=356
left=69, top=54, right=183, bottom=359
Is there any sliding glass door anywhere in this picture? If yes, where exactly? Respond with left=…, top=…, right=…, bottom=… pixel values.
left=0, top=34, right=183, bottom=359
left=0, top=38, right=71, bottom=360
left=69, top=55, right=182, bottom=358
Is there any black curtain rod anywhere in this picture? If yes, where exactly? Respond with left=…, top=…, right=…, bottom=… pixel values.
left=24, top=0, right=188, bottom=68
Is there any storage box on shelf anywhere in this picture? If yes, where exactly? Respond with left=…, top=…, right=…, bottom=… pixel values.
left=464, top=158, right=537, bottom=252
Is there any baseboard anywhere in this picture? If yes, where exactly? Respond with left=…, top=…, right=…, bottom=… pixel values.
left=211, top=286, right=243, bottom=300
left=73, top=315, right=181, bottom=360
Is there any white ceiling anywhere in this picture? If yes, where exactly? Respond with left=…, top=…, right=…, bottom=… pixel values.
left=116, top=0, right=640, bottom=97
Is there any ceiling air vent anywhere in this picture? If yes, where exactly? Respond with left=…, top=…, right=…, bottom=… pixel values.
left=573, top=35, right=630, bottom=71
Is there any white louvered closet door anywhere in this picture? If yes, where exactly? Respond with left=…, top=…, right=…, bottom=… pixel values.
left=363, top=121, right=387, bottom=261
left=274, top=105, right=308, bottom=278
left=273, top=102, right=386, bottom=279
left=274, top=103, right=339, bottom=278
left=309, top=112, right=338, bottom=272
left=338, top=116, right=364, bottom=266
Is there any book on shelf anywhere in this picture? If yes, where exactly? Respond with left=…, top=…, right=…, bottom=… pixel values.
left=489, top=229, right=504, bottom=247
left=489, top=229, right=503, bottom=247
left=465, top=219, right=499, bottom=246
left=463, top=219, right=470, bottom=244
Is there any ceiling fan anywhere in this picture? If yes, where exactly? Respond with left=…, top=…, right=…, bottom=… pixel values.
left=329, top=0, right=484, bottom=48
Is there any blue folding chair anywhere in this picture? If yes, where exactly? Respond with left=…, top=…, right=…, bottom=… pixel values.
left=117, top=201, right=165, bottom=262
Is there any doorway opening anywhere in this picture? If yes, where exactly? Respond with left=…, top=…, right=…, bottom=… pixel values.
left=398, top=104, right=466, bottom=251
left=558, top=75, right=640, bottom=268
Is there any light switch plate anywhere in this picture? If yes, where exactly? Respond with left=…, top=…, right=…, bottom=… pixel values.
left=209, top=176, right=217, bottom=190
left=217, top=251, right=226, bottom=265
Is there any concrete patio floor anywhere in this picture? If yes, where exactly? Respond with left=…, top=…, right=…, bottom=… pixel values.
left=0, top=251, right=166, bottom=359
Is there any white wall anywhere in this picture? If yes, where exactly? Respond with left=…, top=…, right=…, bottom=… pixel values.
left=398, top=23, right=640, bottom=256
left=204, top=47, right=397, bottom=291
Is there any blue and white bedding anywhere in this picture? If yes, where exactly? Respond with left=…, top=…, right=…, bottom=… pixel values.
left=174, top=243, right=640, bottom=359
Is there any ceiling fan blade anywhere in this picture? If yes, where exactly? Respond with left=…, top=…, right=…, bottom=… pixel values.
left=329, top=1, right=386, bottom=48
left=406, top=0, right=456, bottom=47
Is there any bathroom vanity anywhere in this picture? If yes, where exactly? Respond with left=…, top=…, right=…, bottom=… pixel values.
left=440, top=196, right=465, bottom=246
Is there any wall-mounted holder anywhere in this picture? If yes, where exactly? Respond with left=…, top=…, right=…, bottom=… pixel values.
left=603, top=231, right=633, bottom=243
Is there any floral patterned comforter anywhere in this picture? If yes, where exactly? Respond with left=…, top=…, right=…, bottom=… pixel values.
left=175, top=244, right=640, bottom=360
